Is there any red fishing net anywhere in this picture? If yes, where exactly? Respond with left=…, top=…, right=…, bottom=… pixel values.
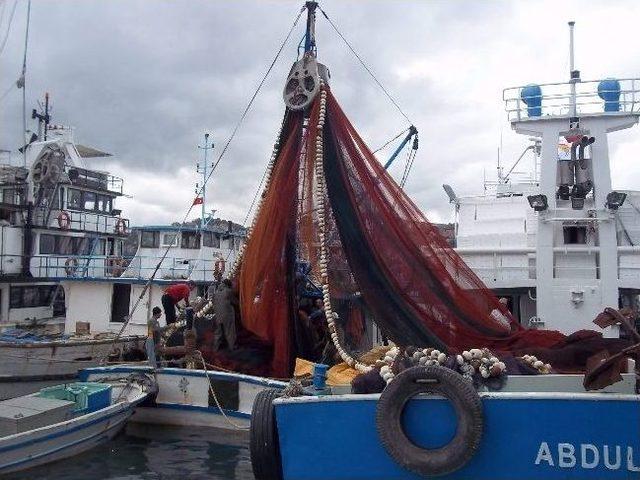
left=232, top=88, right=630, bottom=377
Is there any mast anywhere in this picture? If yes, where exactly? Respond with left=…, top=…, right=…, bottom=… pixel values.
left=304, top=1, right=318, bottom=56
left=197, top=133, right=214, bottom=228
left=20, top=0, right=32, bottom=167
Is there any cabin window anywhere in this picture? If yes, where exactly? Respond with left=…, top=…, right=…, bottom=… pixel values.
left=563, top=226, right=587, bottom=244
left=97, top=195, right=112, bottom=213
left=202, top=231, right=220, bottom=248
left=140, top=230, right=160, bottom=248
left=181, top=232, right=201, bottom=249
left=39, top=234, right=56, bottom=254
left=9, top=285, right=55, bottom=308
left=96, top=238, right=106, bottom=255
left=83, top=191, right=96, bottom=211
left=162, top=233, right=179, bottom=247
left=67, top=189, right=82, bottom=210
left=39, top=234, right=95, bottom=255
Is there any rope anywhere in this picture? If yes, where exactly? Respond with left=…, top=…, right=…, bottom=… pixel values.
left=209, top=6, right=304, bottom=176
left=195, top=351, right=250, bottom=430
left=0, top=0, right=17, bottom=57
left=318, top=5, right=413, bottom=126
left=400, top=142, right=417, bottom=188
left=372, top=127, right=410, bottom=154
left=313, top=85, right=371, bottom=374
left=100, top=7, right=306, bottom=357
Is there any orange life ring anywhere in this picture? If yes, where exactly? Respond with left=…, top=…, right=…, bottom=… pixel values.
left=65, top=257, right=79, bottom=276
left=214, top=258, right=226, bottom=275
left=115, top=218, right=127, bottom=235
left=57, top=211, right=71, bottom=230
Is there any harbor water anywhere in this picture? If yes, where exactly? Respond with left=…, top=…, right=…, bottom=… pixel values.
left=4, top=424, right=255, bottom=480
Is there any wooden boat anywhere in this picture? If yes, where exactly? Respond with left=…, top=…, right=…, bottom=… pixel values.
left=0, top=375, right=154, bottom=474
left=0, top=333, right=144, bottom=400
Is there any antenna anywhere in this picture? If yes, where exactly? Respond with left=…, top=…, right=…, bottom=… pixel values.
left=568, top=21, right=580, bottom=122
left=20, top=0, right=32, bottom=167
left=196, top=133, right=215, bottom=229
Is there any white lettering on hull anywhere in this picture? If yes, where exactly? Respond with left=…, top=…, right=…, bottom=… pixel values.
left=535, top=442, right=639, bottom=472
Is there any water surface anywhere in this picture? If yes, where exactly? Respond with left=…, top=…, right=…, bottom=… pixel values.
left=6, top=423, right=255, bottom=480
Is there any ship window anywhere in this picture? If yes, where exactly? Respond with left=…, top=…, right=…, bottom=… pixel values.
left=140, top=230, right=160, bottom=248
left=96, top=239, right=106, bottom=255
left=162, top=233, right=179, bottom=247
left=563, top=226, right=587, bottom=244
left=83, top=191, right=96, bottom=210
left=39, top=234, right=56, bottom=254
left=67, top=189, right=82, bottom=210
left=9, top=285, right=55, bottom=308
left=202, top=231, right=220, bottom=248
left=74, top=237, right=90, bottom=255
left=97, top=195, right=112, bottom=213
left=181, top=231, right=201, bottom=249
left=58, top=236, right=74, bottom=255
left=110, top=284, right=131, bottom=323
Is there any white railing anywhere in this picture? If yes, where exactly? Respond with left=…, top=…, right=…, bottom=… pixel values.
left=43, top=209, right=129, bottom=236
left=503, top=78, right=640, bottom=122
left=17, top=254, right=226, bottom=281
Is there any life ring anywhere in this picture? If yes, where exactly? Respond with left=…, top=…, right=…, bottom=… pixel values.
left=57, top=211, right=71, bottom=230
left=107, top=256, right=125, bottom=277
left=64, top=257, right=79, bottom=276
left=376, top=366, right=483, bottom=477
left=250, top=389, right=283, bottom=480
left=214, top=258, right=226, bottom=275
left=115, top=218, right=127, bottom=235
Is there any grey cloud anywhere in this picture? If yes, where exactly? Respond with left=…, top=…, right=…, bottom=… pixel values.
left=1, top=0, right=639, bottom=227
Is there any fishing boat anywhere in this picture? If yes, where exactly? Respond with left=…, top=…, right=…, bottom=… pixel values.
left=88, top=8, right=639, bottom=480
left=0, top=374, right=154, bottom=474
left=241, top=8, right=639, bottom=480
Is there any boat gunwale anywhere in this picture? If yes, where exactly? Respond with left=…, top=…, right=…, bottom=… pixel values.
left=272, top=390, right=640, bottom=405
left=0, top=335, right=144, bottom=348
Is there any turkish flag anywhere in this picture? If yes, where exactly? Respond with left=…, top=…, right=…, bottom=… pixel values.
left=192, top=197, right=204, bottom=206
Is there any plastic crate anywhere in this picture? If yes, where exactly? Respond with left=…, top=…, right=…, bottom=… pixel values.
left=37, top=382, right=112, bottom=414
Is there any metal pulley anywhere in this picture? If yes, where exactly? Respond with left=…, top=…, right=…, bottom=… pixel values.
left=283, top=53, right=321, bottom=111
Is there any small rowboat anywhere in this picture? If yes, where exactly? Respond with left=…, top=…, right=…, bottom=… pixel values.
left=0, top=375, right=154, bottom=474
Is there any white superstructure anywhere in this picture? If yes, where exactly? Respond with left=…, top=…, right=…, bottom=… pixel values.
left=450, top=29, right=640, bottom=335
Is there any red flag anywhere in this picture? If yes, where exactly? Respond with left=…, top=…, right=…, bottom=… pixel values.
left=192, top=197, right=203, bottom=206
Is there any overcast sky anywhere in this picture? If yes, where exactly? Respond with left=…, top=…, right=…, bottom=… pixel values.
left=1, top=0, right=640, bottom=226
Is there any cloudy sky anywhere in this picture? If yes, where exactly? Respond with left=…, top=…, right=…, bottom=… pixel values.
left=1, top=0, right=640, bottom=227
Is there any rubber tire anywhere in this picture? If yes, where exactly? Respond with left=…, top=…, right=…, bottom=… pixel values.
left=250, top=388, right=283, bottom=480
left=376, top=366, right=483, bottom=477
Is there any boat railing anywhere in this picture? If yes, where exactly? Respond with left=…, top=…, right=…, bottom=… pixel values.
left=503, top=78, right=640, bottom=122
left=19, top=254, right=224, bottom=281
left=456, top=246, right=640, bottom=285
left=40, top=208, right=130, bottom=236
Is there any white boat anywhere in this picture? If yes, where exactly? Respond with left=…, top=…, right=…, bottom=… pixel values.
left=81, top=365, right=286, bottom=430
left=0, top=334, right=143, bottom=399
left=0, top=375, right=154, bottom=474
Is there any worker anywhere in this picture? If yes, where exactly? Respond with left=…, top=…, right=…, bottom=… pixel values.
left=161, top=280, right=196, bottom=325
left=212, top=279, right=237, bottom=351
left=207, top=270, right=223, bottom=299
left=145, top=306, right=163, bottom=367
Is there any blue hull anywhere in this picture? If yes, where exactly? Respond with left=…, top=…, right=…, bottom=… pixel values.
left=274, top=392, right=640, bottom=480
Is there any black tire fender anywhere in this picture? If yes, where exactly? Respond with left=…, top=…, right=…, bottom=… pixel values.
left=376, top=366, right=483, bottom=477
left=250, top=388, right=283, bottom=480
